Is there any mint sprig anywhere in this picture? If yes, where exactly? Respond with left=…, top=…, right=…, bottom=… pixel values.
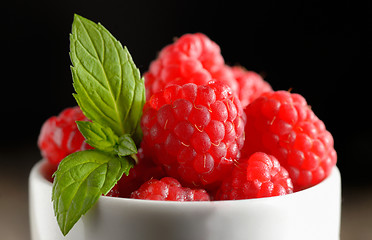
left=52, top=14, right=145, bottom=236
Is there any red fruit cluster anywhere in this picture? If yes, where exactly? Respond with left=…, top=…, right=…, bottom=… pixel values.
left=39, top=33, right=337, bottom=201
left=106, top=152, right=165, bottom=198
left=144, top=33, right=272, bottom=110
left=241, top=91, right=337, bottom=190
left=144, top=33, right=238, bottom=99
left=38, top=106, right=93, bottom=166
left=131, top=177, right=210, bottom=201
left=116, top=146, right=165, bottom=198
left=141, top=81, right=246, bottom=189
left=230, top=66, right=272, bottom=108
left=216, top=152, right=293, bottom=200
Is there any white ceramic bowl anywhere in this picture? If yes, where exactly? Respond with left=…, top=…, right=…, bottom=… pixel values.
left=29, top=160, right=341, bottom=240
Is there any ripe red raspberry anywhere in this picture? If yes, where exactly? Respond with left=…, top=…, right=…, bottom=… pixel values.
left=216, top=152, right=293, bottom=200
left=117, top=145, right=166, bottom=198
left=230, top=66, right=273, bottom=108
left=40, top=161, right=58, bottom=183
left=38, top=106, right=93, bottom=166
left=105, top=184, right=120, bottom=197
left=141, top=81, right=246, bottom=190
left=131, top=177, right=210, bottom=201
left=241, top=91, right=337, bottom=190
left=144, top=33, right=238, bottom=99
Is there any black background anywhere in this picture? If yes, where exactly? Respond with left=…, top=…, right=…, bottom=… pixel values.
left=2, top=0, right=371, bottom=188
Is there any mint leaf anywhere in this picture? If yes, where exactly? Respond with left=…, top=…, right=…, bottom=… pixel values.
left=76, top=120, right=119, bottom=153
left=52, top=14, right=145, bottom=236
left=52, top=150, right=134, bottom=236
left=115, top=134, right=137, bottom=157
left=70, top=14, right=145, bottom=140
left=76, top=121, right=138, bottom=157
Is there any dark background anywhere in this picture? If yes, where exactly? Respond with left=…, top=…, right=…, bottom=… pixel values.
left=1, top=0, right=371, bottom=239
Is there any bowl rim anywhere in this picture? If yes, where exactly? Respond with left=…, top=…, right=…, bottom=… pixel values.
left=31, top=159, right=340, bottom=206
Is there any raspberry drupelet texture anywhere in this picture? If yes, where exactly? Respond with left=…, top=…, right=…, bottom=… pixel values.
left=241, top=91, right=337, bottom=190
left=131, top=177, right=210, bottom=201
left=144, top=33, right=238, bottom=99
left=216, top=152, right=293, bottom=200
left=38, top=106, right=93, bottom=166
left=230, top=66, right=273, bottom=109
left=141, top=81, right=246, bottom=190
left=117, top=145, right=166, bottom=198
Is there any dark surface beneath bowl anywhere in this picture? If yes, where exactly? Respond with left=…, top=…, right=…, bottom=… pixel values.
left=0, top=144, right=371, bottom=240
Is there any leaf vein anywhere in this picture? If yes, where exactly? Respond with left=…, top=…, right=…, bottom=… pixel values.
left=79, top=19, right=124, bottom=135
left=73, top=46, right=110, bottom=93
left=78, top=17, right=102, bottom=60
left=58, top=162, right=107, bottom=211
left=75, top=69, right=117, bottom=125
left=102, top=35, right=124, bottom=133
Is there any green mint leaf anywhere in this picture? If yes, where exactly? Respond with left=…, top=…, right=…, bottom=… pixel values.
left=52, top=150, right=134, bottom=236
left=76, top=121, right=138, bottom=157
left=70, top=14, right=145, bottom=141
left=115, top=134, right=137, bottom=157
left=127, top=76, right=145, bottom=146
left=76, top=120, right=119, bottom=153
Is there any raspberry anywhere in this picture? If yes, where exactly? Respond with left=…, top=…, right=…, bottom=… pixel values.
left=216, top=152, right=293, bottom=200
left=38, top=106, right=93, bottom=166
left=241, top=91, right=337, bottom=190
left=105, top=184, right=120, bottom=197
left=230, top=66, right=273, bottom=108
left=131, top=177, right=210, bottom=201
left=40, top=161, right=58, bottom=183
left=144, top=33, right=238, bottom=99
left=117, top=145, right=165, bottom=198
left=141, top=81, right=246, bottom=189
